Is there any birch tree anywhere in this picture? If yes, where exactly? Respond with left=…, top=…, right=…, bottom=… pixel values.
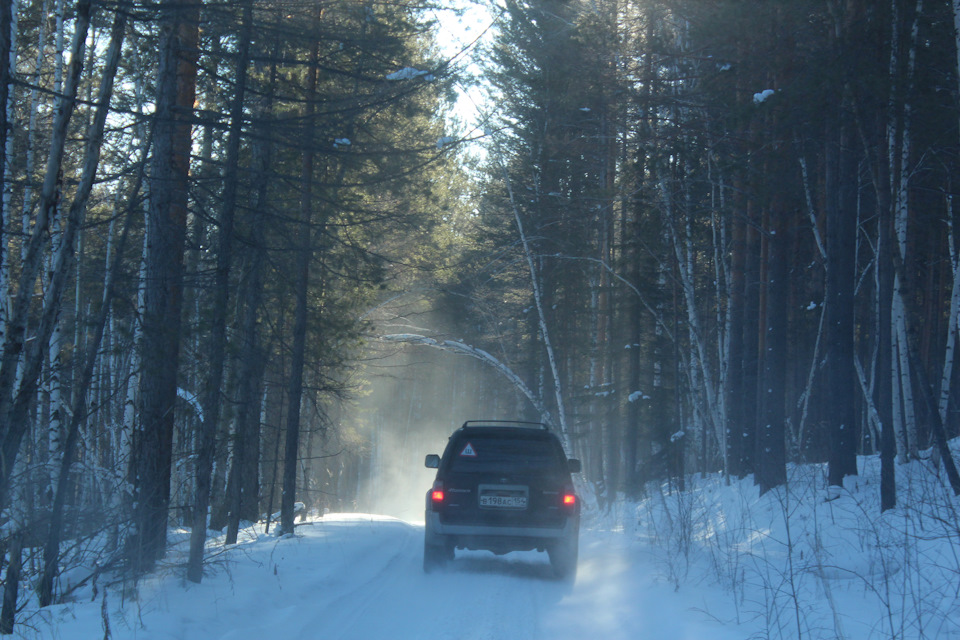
left=890, top=0, right=921, bottom=463
left=0, top=0, right=92, bottom=511
left=500, top=162, right=570, bottom=449
left=0, top=0, right=10, bottom=283
left=37, top=11, right=129, bottom=605
left=939, top=0, right=960, bottom=440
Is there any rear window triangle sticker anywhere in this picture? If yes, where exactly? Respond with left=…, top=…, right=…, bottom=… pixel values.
left=460, top=442, right=477, bottom=457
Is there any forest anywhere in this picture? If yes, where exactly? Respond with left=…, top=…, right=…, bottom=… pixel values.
left=0, top=0, right=958, bottom=630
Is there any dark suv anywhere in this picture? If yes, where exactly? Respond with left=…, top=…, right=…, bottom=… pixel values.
left=423, top=421, right=581, bottom=578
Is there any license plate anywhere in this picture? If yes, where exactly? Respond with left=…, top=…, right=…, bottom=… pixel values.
left=480, top=494, right=527, bottom=509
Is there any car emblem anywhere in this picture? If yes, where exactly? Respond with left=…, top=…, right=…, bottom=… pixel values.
left=500, top=477, right=509, bottom=484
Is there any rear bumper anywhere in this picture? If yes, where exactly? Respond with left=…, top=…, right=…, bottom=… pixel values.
left=425, top=511, right=578, bottom=553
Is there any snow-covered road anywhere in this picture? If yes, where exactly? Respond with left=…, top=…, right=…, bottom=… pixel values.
left=39, top=514, right=751, bottom=640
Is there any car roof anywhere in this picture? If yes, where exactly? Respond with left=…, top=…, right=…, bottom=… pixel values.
left=460, top=420, right=549, bottom=430
left=450, top=424, right=558, bottom=442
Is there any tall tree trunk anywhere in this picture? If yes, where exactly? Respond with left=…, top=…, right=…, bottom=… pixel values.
left=129, top=0, right=198, bottom=573
left=740, top=201, right=761, bottom=477
left=280, top=37, right=319, bottom=537
left=0, top=0, right=10, bottom=282
left=0, top=531, right=20, bottom=635
left=502, top=163, right=570, bottom=448
left=624, top=15, right=657, bottom=496
left=37, top=8, right=127, bottom=605
left=757, top=213, right=789, bottom=494
left=888, top=190, right=960, bottom=496
left=727, top=186, right=747, bottom=478
left=662, top=167, right=723, bottom=477
left=878, top=166, right=896, bottom=511
left=118, top=42, right=152, bottom=533
left=232, top=76, right=277, bottom=532
left=825, top=96, right=860, bottom=487
left=0, top=0, right=13, bottom=350
left=279, top=205, right=311, bottom=536
left=15, top=0, right=52, bottom=251
left=939, top=0, right=960, bottom=432
left=236, top=346, right=266, bottom=523
left=0, top=0, right=92, bottom=510
left=227, top=30, right=281, bottom=537
left=189, top=0, right=251, bottom=579
left=904, top=331, right=960, bottom=495
left=939, top=199, right=960, bottom=430
left=625, top=234, right=643, bottom=493
left=893, top=0, right=923, bottom=461
left=710, top=162, right=731, bottom=481
left=796, top=150, right=827, bottom=460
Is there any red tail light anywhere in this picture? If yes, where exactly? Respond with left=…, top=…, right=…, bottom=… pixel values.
left=431, top=481, right=444, bottom=504
left=562, top=493, right=576, bottom=506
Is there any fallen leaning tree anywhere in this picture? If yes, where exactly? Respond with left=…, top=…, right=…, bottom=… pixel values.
left=379, top=334, right=568, bottom=449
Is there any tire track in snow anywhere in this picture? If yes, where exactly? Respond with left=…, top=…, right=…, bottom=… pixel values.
left=308, top=531, right=565, bottom=640
left=218, top=517, right=569, bottom=640
left=297, top=521, right=421, bottom=638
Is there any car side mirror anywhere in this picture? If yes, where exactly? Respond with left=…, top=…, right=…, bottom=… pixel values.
left=567, top=458, right=581, bottom=473
left=425, top=454, right=440, bottom=469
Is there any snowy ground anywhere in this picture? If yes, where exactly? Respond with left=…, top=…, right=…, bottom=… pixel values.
left=21, top=513, right=751, bottom=640
left=14, top=449, right=960, bottom=639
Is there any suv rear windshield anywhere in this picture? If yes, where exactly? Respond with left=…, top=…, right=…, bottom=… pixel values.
left=446, top=435, right=564, bottom=473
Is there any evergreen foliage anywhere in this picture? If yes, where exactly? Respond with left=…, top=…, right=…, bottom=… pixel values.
left=0, top=0, right=959, bottom=624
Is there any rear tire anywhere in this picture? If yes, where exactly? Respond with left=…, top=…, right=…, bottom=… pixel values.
left=548, top=533, right=578, bottom=581
left=423, top=536, right=453, bottom=573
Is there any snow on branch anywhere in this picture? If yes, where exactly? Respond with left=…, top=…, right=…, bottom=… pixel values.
left=177, top=387, right=204, bottom=423
left=380, top=334, right=552, bottom=427
left=753, top=89, right=776, bottom=104
left=385, top=67, right=433, bottom=81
